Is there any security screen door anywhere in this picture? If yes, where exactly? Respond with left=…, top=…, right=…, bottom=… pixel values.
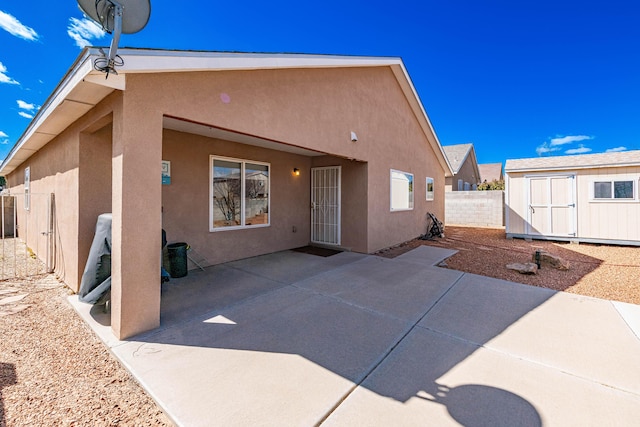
left=311, top=166, right=341, bottom=245
left=527, top=174, right=576, bottom=237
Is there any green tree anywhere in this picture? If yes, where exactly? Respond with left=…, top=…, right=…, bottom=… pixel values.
left=0, top=176, right=6, bottom=188
left=477, top=179, right=505, bottom=191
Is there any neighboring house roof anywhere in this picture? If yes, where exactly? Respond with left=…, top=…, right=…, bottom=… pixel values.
left=478, top=163, right=503, bottom=182
left=505, top=150, right=640, bottom=173
left=0, top=48, right=454, bottom=177
left=442, top=143, right=480, bottom=182
left=443, top=143, right=473, bottom=174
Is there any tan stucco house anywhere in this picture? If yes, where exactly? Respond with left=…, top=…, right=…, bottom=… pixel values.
left=0, top=48, right=453, bottom=338
left=478, top=162, right=503, bottom=184
left=505, top=150, right=640, bottom=245
left=442, top=143, right=480, bottom=191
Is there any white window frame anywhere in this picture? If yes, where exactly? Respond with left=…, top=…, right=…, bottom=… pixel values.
left=590, top=178, right=637, bottom=202
left=24, top=166, right=30, bottom=211
left=210, top=156, right=270, bottom=232
left=390, top=169, right=414, bottom=212
left=425, top=177, right=434, bottom=201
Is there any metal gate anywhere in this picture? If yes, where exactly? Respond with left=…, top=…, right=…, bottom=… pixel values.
left=1, top=193, right=55, bottom=280
left=311, top=166, right=341, bottom=246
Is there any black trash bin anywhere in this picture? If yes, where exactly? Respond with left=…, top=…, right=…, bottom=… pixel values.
left=167, top=242, right=188, bottom=278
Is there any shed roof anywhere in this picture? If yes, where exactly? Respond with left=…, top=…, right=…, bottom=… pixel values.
left=478, top=163, right=503, bottom=182
left=505, top=150, right=640, bottom=173
left=0, top=48, right=453, bottom=177
left=442, top=143, right=475, bottom=174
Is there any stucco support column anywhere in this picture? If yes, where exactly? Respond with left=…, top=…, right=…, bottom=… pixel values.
left=111, top=102, right=162, bottom=339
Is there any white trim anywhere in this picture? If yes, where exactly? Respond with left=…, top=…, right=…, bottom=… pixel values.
left=209, top=155, right=270, bottom=232
left=390, top=169, right=414, bottom=212
left=24, top=166, right=30, bottom=211
left=310, top=166, right=341, bottom=246
left=504, top=172, right=511, bottom=232
left=589, top=178, right=638, bottom=202
left=525, top=173, right=576, bottom=237
left=425, top=177, right=434, bottom=201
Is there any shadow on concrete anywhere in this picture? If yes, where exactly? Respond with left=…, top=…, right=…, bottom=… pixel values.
left=421, top=383, right=542, bottom=427
left=0, top=362, right=17, bottom=427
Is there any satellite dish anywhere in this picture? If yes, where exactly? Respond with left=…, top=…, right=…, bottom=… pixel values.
left=77, top=0, right=151, bottom=77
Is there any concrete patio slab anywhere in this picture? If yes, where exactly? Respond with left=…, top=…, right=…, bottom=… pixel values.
left=295, top=256, right=463, bottom=322
left=110, top=285, right=412, bottom=426
left=420, top=272, right=640, bottom=395
left=159, top=264, right=286, bottom=325
left=324, top=328, right=640, bottom=426
left=393, top=244, right=458, bottom=267
left=68, top=246, right=640, bottom=426
left=224, top=250, right=366, bottom=284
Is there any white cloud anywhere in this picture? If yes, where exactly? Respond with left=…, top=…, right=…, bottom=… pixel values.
left=0, top=61, right=19, bottom=85
left=0, top=10, right=38, bottom=41
left=565, top=144, right=592, bottom=155
left=550, top=135, right=593, bottom=146
left=0, top=131, right=7, bottom=138
left=1, top=139, right=9, bottom=145
left=606, top=146, right=627, bottom=153
left=67, top=17, right=106, bottom=48
left=17, top=100, right=37, bottom=111
left=535, top=143, right=560, bottom=156
left=18, top=111, right=33, bottom=119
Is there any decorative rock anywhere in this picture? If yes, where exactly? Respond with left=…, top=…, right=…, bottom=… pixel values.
left=533, top=250, right=570, bottom=270
left=506, top=262, right=538, bottom=275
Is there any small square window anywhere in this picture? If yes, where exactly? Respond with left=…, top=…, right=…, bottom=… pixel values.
left=614, top=181, right=633, bottom=199
left=426, top=177, right=434, bottom=201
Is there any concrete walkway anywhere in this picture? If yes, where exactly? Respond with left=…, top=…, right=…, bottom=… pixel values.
left=70, top=246, right=640, bottom=426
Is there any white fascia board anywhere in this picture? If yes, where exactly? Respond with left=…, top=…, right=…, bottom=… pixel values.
left=505, top=162, right=640, bottom=174
left=114, top=49, right=403, bottom=73
left=0, top=51, right=96, bottom=175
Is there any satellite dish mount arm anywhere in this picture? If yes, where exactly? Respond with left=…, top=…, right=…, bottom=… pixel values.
left=107, top=1, right=123, bottom=68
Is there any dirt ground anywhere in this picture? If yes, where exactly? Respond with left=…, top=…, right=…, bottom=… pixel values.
left=377, top=226, right=640, bottom=305
left=0, top=275, right=173, bottom=426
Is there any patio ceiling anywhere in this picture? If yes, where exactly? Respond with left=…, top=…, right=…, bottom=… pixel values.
left=163, top=116, right=325, bottom=157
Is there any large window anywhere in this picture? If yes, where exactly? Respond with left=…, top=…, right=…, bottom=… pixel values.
left=210, top=156, right=270, bottom=231
left=390, top=169, right=414, bottom=211
left=593, top=180, right=635, bottom=200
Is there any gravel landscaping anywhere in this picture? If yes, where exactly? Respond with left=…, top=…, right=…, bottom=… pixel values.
left=377, top=226, right=640, bottom=305
left=0, top=274, right=172, bottom=426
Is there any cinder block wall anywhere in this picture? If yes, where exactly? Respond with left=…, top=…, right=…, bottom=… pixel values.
left=444, top=191, right=504, bottom=227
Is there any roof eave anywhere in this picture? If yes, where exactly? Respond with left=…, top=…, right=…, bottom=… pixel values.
left=0, top=48, right=119, bottom=175
left=1, top=48, right=453, bottom=178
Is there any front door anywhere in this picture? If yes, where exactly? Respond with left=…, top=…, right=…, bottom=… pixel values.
left=311, top=166, right=341, bottom=245
left=527, top=174, right=576, bottom=237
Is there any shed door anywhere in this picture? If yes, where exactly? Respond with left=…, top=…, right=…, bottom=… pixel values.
left=311, top=166, right=341, bottom=245
left=527, top=175, right=576, bottom=237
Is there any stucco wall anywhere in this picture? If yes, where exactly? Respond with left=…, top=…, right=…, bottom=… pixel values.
left=126, top=66, right=445, bottom=253
left=5, top=95, right=118, bottom=292
left=5, top=64, right=447, bottom=295
left=445, top=155, right=479, bottom=191
left=311, top=156, right=368, bottom=252
left=445, top=191, right=504, bottom=227
left=161, top=129, right=312, bottom=265
left=6, top=125, right=81, bottom=289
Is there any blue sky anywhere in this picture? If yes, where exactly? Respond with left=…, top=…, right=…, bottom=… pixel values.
left=1, top=0, right=639, bottom=168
